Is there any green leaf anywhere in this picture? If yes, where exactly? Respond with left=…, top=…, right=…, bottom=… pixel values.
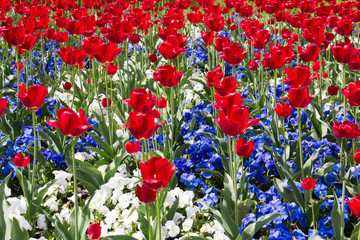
left=242, top=213, right=283, bottom=240
left=11, top=218, right=29, bottom=240
left=165, top=197, right=179, bottom=221
left=182, top=237, right=208, bottom=240
left=174, top=143, right=191, bottom=159
left=72, top=161, right=104, bottom=195
left=350, top=221, right=360, bottom=240
left=88, top=132, right=114, bottom=157
left=27, top=146, right=47, bottom=166
left=0, top=177, right=11, bottom=240
left=331, top=192, right=342, bottom=240
left=100, top=236, right=137, bottom=240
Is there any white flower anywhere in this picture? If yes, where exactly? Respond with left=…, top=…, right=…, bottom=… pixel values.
left=98, top=165, right=108, bottom=176
left=186, top=206, right=200, bottom=218
left=37, top=214, right=47, bottom=230
left=179, top=191, right=194, bottom=208
left=104, top=209, right=118, bottom=225
left=117, top=164, right=127, bottom=175
left=165, top=221, right=180, bottom=238
left=169, top=187, right=183, bottom=198
left=172, top=212, right=184, bottom=223
left=56, top=206, right=71, bottom=223
left=44, top=196, right=59, bottom=212
left=75, top=152, right=94, bottom=161
left=182, top=218, right=193, bottom=232
left=16, top=215, right=32, bottom=231
left=132, top=232, right=145, bottom=240
left=107, top=176, right=129, bottom=190
left=200, top=223, right=213, bottom=234
left=30, top=237, right=47, bottom=240
left=117, top=192, right=133, bottom=209
left=164, top=192, right=176, bottom=208
left=8, top=197, right=26, bottom=220
left=99, top=206, right=110, bottom=215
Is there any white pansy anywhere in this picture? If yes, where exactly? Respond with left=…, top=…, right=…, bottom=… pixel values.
left=117, top=192, right=133, bottom=209
left=55, top=206, right=71, bottom=223
left=169, top=187, right=183, bottom=198
left=104, top=209, right=118, bottom=225
left=107, top=175, right=129, bottom=190
left=213, top=231, right=229, bottom=240
left=75, top=152, right=94, bottom=161
left=186, top=206, right=200, bottom=218
left=164, top=192, right=175, bottom=208
left=165, top=220, right=180, bottom=238
left=16, top=215, right=32, bottom=231
left=172, top=212, right=184, bottom=224
left=37, top=214, right=47, bottom=230
left=117, top=164, right=127, bottom=175
left=99, top=206, right=110, bottom=215
left=132, top=232, right=145, bottom=240
left=44, top=195, right=59, bottom=211
left=200, top=223, right=213, bottom=234
left=98, top=165, right=108, bottom=177
left=8, top=197, right=27, bottom=220
left=111, top=188, right=123, bottom=205
left=179, top=191, right=194, bottom=208
left=182, top=218, right=193, bottom=232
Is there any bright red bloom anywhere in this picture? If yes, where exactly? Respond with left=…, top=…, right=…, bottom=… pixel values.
left=57, top=46, right=86, bottom=67
left=123, top=112, right=164, bottom=140
left=148, top=54, right=158, bottom=63
left=129, top=34, right=140, bottom=44
left=63, top=82, right=72, bottom=90
left=157, top=40, right=184, bottom=60
left=153, top=65, right=182, bottom=88
left=204, top=14, right=225, bottom=32
left=214, top=35, right=230, bottom=52
left=13, top=153, right=30, bottom=168
left=215, top=105, right=259, bottom=136
left=66, top=20, right=85, bottom=36
left=201, top=31, right=214, bottom=46
left=17, top=84, right=48, bottom=111
left=14, top=62, right=24, bottom=71
left=342, top=81, right=360, bottom=107
left=81, top=36, right=104, bottom=57
left=46, top=108, right=91, bottom=137
left=262, top=47, right=287, bottom=70
left=273, top=103, right=293, bottom=118
left=282, top=65, right=313, bottom=88
left=140, top=156, right=176, bottom=191
left=157, top=97, right=167, bottom=109
left=125, top=141, right=140, bottom=154
left=328, top=85, right=339, bottom=96
left=346, top=195, right=360, bottom=218
left=282, top=87, right=314, bottom=109
left=1, top=25, right=25, bottom=46
left=332, top=121, right=360, bottom=139
left=248, top=60, right=259, bottom=71
left=301, top=177, right=316, bottom=190
left=123, top=89, right=157, bottom=114
left=103, top=63, right=118, bottom=76
left=331, top=43, right=355, bottom=64
left=235, top=138, right=255, bottom=157
left=92, top=42, right=122, bottom=63
left=298, top=44, right=320, bottom=63
left=252, top=29, right=270, bottom=50
left=18, top=34, right=36, bottom=54
left=214, top=92, right=244, bottom=116
left=220, top=42, right=247, bottom=65
left=101, top=98, right=111, bottom=108
left=136, top=184, right=156, bottom=203
left=87, top=223, right=101, bottom=240
left=0, top=98, right=7, bottom=117
left=204, top=65, right=223, bottom=87
left=213, top=76, right=239, bottom=96
left=187, top=11, right=203, bottom=24
left=352, top=150, right=360, bottom=164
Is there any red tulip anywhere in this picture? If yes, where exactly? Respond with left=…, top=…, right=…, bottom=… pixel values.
left=103, top=63, right=118, bottom=76
left=187, top=11, right=203, bottom=24
left=157, top=97, right=167, bottom=109
left=14, top=62, right=24, bottom=71
left=248, top=60, right=259, bottom=71
left=148, top=54, right=158, bottom=63
left=46, top=108, right=91, bottom=137
left=213, top=76, right=239, bottom=96
left=157, top=41, right=184, bottom=60
left=125, top=141, right=140, bottom=154
left=235, top=138, right=255, bottom=157
left=201, top=31, right=215, bottom=46
left=129, top=34, right=140, bottom=44
left=331, top=43, right=355, bottom=64
left=301, top=177, right=316, bottom=190
left=282, top=65, right=313, bottom=88
left=204, top=65, right=224, bottom=87
left=346, top=195, right=360, bottom=217
left=123, top=89, right=157, bottom=114
left=101, top=98, right=111, bottom=108
left=352, top=150, right=360, bottom=164
left=252, top=29, right=270, bottom=50
left=1, top=25, right=25, bottom=46
left=220, top=42, right=247, bottom=65
left=66, top=20, right=85, bottom=36
left=298, top=44, right=319, bottom=63
left=204, top=14, right=225, bottom=32
left=214, top=92, right=244, bottom=116
left=13, top=153, right=30, bottom=168
left=123, top=112, right=164, bottom=140
left=92, top=42, right=122, bottom=63
left=136, top=184, right=156, bottom=203
left=342, top=81, right=360, bottom=107
left=57, top=46, right=86, bottom=68
left=0, top=98, right=7, bottom=117
left=17, top=84, right=48, bottom=111
left=18, top=34, right=36, bottom=53
left=153, top=65, right=182, bottom=88
left=63, top=82, right=72, bottom=90
left=282, top=87, right=314, bottom=109
left=328, top=85, right=339, bottom=96
left=86, top=78, right=91, bottom=85
left=140, top=156, right=176, bottom=191
left=332, top=121, right=360, bottom=139
left=87, top=223, right=101, bottom=240
left=273, top=103, right=293, bottom=118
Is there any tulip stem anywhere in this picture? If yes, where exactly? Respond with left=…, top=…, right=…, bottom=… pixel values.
left=72, top=138, right=79, bottom=240
left=343, top=64, right=347, bottom=120
left=232, top=65, right=236, bottom=79
left=298, top=108, right=304, bottom=179
left=170, top=87, right=175, bottom=160
left=283, top=118, right=287, bottom=161
left=25, top=51, right=29, bottom=88
left=310, top=192, right=317, bottom=236
left=146, top=204, right=152, bottom=240
left=105, top=63, right=112, bottom=146
left=30, top=110, right=37, bottom=197
left=232, top=136, right=239, bottom=225
left=319, top=50, right=323, bottom=119
left=340, top=139, right=346, bottom=240
left=274, top=69, right=277, bottom=108
left=156, top=191, right=161, bottom=240
left=16, top=48, right=20, bottom=105
left=21, top=169, right=26, bottom=206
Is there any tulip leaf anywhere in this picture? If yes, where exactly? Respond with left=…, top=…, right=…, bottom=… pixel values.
left=314, top=162, right=335, bottom=178
left=88, top=132, right=114, bottom=157
left=27, top=146, right=47, bottom=166
left=72, top=160, right=104, bottom=195
left=174, top=143, right=191, bottom=159
left=242, top=212, right=282, bottom=240
left=0, top=177, right=11, bottom=240
left=11, top=218, right=29, bottom=240
left=350, top=221, right=360, bottom=240
left=331, top=192, right=342, bottom=240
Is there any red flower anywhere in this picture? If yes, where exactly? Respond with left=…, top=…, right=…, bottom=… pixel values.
left=14, top=62, right=24, bottom=71
left=136, top=184, right=156, bottom=204
left=301, top=177, right=316, bottom=190
left=204, top=14, right=225, bottom=32
left=92, top=42, right=122, bottom=63
left=125, top=141, right=140, bottom=154
left=87, top=223, right=101, bottom=240
left=157, top=40, right=184, bottom=60
left=342, top=81, right=360, bottom=107
left=123, top=89, right=157, bottom=114
left=57, top=46, right=86, bottom=67
left=13, top=153, right=30, bottom=168
left=248, top=60, right=259, bottom=71
left=352, top=150, right=360, bottom=164
left=1, top=25, right=25, bottom=46
left=213, top=76, right=239, bottom=96
left=298, top=44, right=320, bottom=63
left=346, top=195, right=360, bottom=218
left=332, top=121, right=360, bottom=139
left=148, top=54, right=158, bottom=63
left=252, top=29, right=270, bottom=50
left=101, top=98, right=111, bottom=108
left=215, top=105, right=259, bottom=136
left=63, top=82, right=72, bottom=90
left=235, top=138, right=255, bottom=157
left=331, top=42, right=355, bottom=64
left=273, top=103, right=293, bottom=118
left=153, top=65, right=182, bottom=88
left=129, top=34, right=140, bottom=44
left=103, top=63, right=118, bottom=76
left=220, top=42, right=247, bottom=65
left=46, top=108, right=91, bottom=137
left=262, top=44, right=294, bottom=70
left=0, top=98, right=7, bottom=117
left=187, top=11, right=203, bottom=24
left=17, top=84, right=48, bottom=111
left=282, top=65, right=313, bottom=88
left=157, top=97, right=167, bottom=109
left=204, top=65, right=223, bottom=87
left=282, top=87, right=314, bottom=109
left=123, top=112, right=164, bottom=140
left=201, top=31, right=214, bottom=46
left=328, top=85, right=339, bottom=96
left=214, top=92, right=244, bottom=116
left=140, top=156, right=176, bottom=191
left=18, top=34, right=36, bottom=53
left=66, top=20, right=85, bottom=36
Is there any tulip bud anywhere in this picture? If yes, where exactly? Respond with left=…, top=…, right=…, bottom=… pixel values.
left=87, top=223, right=101, bottom=240
left=101, top=98, right=111, bottom=108
left=352, top=150, right=360, bottom=164
left=322, top=72, right=329, bottom=78
left=235, top=138, right=255, bottom=157
left=157, top=97, right=167, bottom=109
left=13, top=153, right=30, bottom=168
left=15, top=62, right=24, bottom=71
left=327, top=85, right=339, bottom=96
left=301, top=177, right=316, bottom=190
left=86, top=78, right=91, bottom=85
left=125, top=141, right=140, bottom=154
left=248, top=60, right=258, bottom=71
left=129, top=34, right=140, bottom=44
left=148, top=54, right=158, bottom=63
left=63, top=81, right=72, bottom=90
